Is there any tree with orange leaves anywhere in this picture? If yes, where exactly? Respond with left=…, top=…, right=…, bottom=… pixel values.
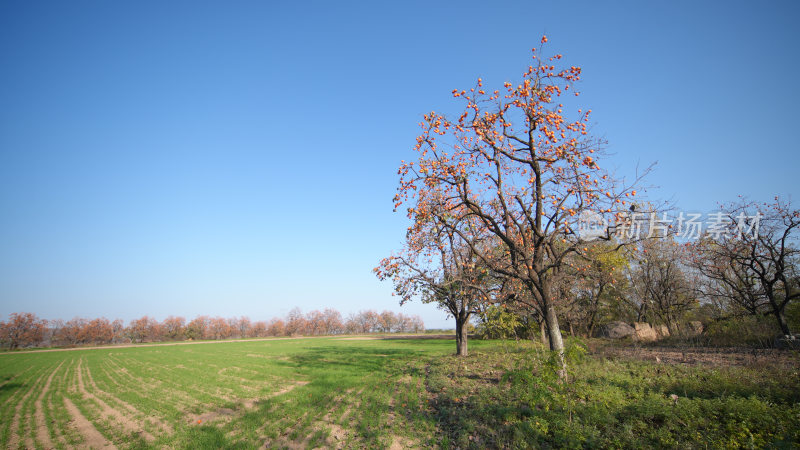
left=0, top=312, right=47, bottom=350
left=376, top=189, right=498, bottom=356
left=127, top=316, right=161, bottom=343
left=162, top=316, right=186, bottom=341
left=391, top=37, right=645, bottom=376
left=78, top=318, right=115, bottom=344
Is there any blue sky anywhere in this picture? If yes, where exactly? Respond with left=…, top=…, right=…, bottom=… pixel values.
left=1, top=1, right=798, bottom=328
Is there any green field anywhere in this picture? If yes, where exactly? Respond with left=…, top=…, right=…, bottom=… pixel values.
left=1, top=337, right=798, bottom=449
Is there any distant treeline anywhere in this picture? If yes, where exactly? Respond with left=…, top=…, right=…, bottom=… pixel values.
left=0, top=308, right=425, bottom=350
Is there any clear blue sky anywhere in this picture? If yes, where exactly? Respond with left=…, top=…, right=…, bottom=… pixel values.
left=1, top=1, right=798, bottom=328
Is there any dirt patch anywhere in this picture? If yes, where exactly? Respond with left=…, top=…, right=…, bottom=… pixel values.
left=309, top=392, right=351, bottom=448
left=339, top=388, right=365, bottom=423
left=336, top=337, right=380, bottom=340
left=246, top=353, right=290, bottom=361
left=189, top=407, right=237, bottom=425
left=319, top=422, right=348, bottom=449
left=397, top=375, right=415, bottom=384
left=388, top=435, right=416, bottom=450
left=63, top=396, right=118, bottom=449
left=595, top=345, right=800, bottom=368
left=260, top=412, right=311, bottom=449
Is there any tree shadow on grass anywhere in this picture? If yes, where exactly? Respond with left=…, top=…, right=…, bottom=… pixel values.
left=185, top=345, right=425, bottom=448
left=177, top=424, right=249, bottom=449
left=0, top=382, right=21, bottom=394
left=291, top=346, right=418, bottom=370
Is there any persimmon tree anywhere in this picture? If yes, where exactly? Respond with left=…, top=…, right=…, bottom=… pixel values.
left=376, top=190, right=497, bottom=356
left=391, top=37, right=645, bottom=376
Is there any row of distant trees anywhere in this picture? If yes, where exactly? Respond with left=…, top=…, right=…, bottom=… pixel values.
left=0, top=308, right=425, bottom=350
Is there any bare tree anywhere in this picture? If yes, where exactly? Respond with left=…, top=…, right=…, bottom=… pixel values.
left=627, top=237, right=696, bottom=334
left=694, top=198, right=799, bottom=335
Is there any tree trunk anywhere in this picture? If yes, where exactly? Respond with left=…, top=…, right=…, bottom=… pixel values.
left=587, top=285, right=603, bottom=338
left=664, top=315, right=675, bottom=336
left=539, top=318, right=548, bottom=346
left=775, top=309, right=792, bottom=336
left=544, top=304, right=567, bottom=381
left=587, top=313, right=596, bottom=338
left=636, top=304, right=647, bottom=323
left=455, top=316, right=469, bottom=357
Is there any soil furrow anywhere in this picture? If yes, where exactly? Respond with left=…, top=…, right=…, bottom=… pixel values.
left=103, top=356, right=201, bottom=410
left=76, top=359, right=156, bottom=442
left=63, top=396, right=117, bottom=449
left=0, top=367, right=39, bottom=411
left=34, top=361, right=64, bottom=449
left=7, top=367, right=49, bottom=449
left=84, top=358, right=174, bottom=435
left=110, top=355, right=224, bottom=401
left=47, top=359, right=76, bottom=448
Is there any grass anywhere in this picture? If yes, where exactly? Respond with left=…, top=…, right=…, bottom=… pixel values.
left=0, top=336, right=798, bottom=449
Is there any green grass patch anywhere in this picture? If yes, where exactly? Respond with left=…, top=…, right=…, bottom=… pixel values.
left=0, top=337, right=797, bottom=448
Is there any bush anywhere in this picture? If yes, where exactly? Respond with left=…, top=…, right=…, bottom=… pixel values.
left=703, top=315, right=783, bottom=347
left=422, top=340, right=800, bottom=448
